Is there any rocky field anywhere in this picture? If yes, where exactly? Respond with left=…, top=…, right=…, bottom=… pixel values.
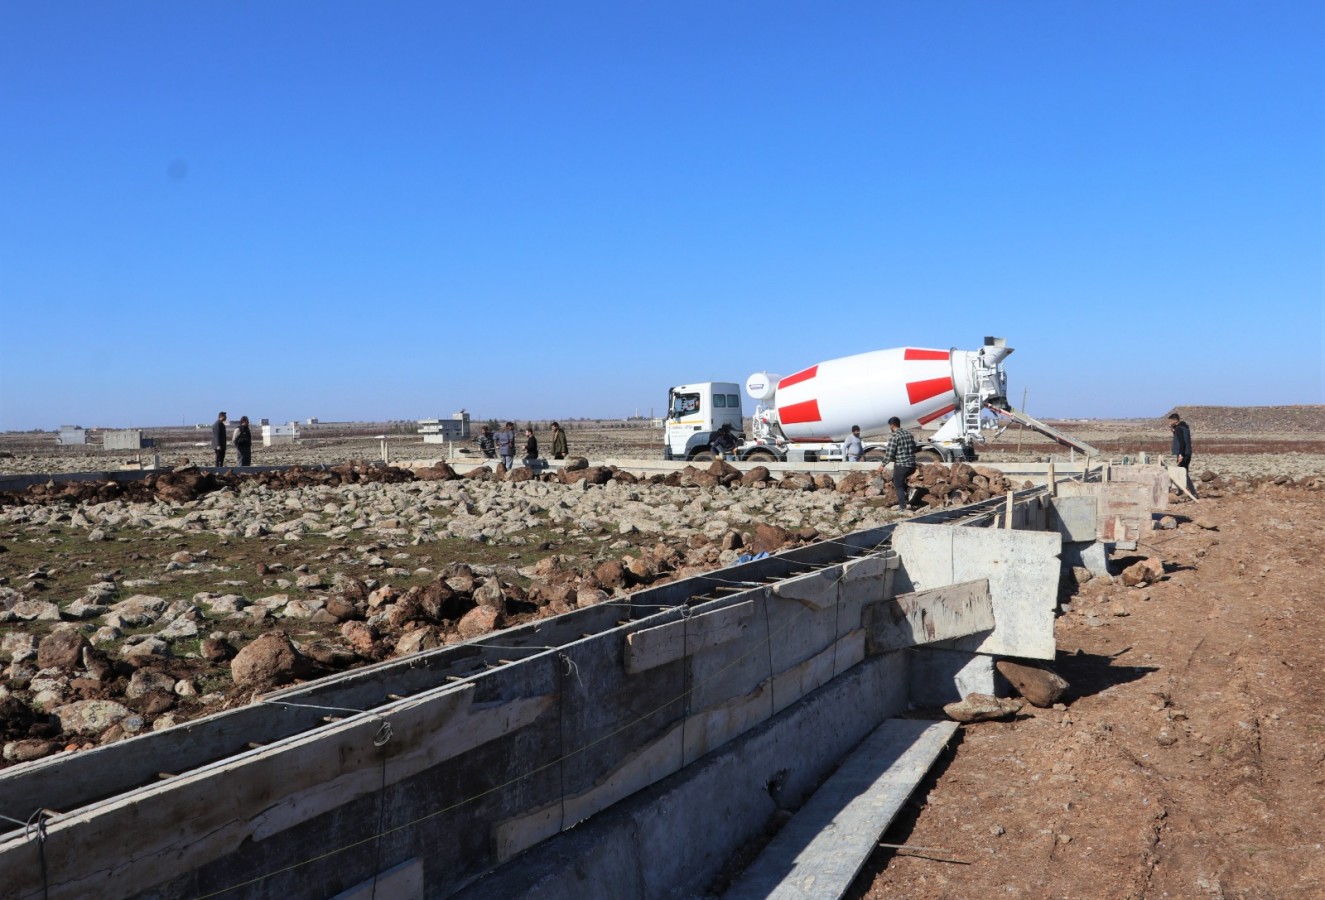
left=2, top=409, right=1324, bottom=897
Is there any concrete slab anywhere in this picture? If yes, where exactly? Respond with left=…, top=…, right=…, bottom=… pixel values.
left=1051, top=495, right=1098, bottom=543
left=908, top=649, right=997, bottom=706
left=724, top=718, right=959, bottom=900
left=1061, top=540, right=1111, bottom=578
left=891, top=523, right=1061, bottom=661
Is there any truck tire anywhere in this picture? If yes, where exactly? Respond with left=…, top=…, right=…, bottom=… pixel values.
left=689, top=450, right=715, bottom=462
left=916, top=448, right=943, bottom=464
left=862, top=448, right=887, bottom=462
left=743, top=449, right=778, bottom=463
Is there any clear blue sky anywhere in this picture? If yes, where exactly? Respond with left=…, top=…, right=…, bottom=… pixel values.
left=2, top=2, right=1322, bottom=430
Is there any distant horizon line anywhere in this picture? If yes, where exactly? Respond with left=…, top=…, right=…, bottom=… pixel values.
left=9, top=402, right=1323, bottom=434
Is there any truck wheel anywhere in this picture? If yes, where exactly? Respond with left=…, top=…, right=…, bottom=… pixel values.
left=690, top=450, right=715, bottom=462
left=743, top=449, right=777, bottom=463
left=916, top=449, right=943, bottom=464
left=862, top=449, right=887, bottom=462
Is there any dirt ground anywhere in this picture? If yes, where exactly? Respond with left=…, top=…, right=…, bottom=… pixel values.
left=856, top=482, right=1325, bottom=899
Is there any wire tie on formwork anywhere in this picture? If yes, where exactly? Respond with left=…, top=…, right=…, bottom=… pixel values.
left=373, top=722, right=394, bottom=747
left=24, top=807, right=48, bottom=844
left=559, top=651, right=583, bottom=688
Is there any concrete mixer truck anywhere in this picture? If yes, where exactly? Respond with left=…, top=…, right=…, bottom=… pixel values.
left=663, top=337, right=1013, bottom=464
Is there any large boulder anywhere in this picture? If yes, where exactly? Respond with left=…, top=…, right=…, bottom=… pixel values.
left=995, top=659, right=1069, bottom=707
left=751, top=523, right=791, bottom=555
left=230, top=632, right=305, bottom=687
left=38, top=629, right=89, bottom=670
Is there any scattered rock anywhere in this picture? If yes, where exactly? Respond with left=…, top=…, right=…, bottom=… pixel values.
left=943, top=693, right=1024, bottom=723
left=230, top=632, right=305, bottom=687
left=995, top=660, right=1069, bottom=708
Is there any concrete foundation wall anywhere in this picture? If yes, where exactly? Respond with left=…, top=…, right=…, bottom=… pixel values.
left=452, top=652, right=911, bottom=900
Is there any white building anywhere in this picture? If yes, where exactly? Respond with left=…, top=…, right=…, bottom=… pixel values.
left=262, top=424, right=299, bottom=447
left=419, top=410, right=472, bottom=444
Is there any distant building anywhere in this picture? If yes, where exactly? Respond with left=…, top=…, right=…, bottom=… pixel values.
left=262, top=424, right=299, bottom=447
left=306, top=417, right=319, bottom=425
left=104, top=429, right=151, bottom=451
left=57, top=426, right=86, bottom=445
left=419, top=410, right=472, bottom=443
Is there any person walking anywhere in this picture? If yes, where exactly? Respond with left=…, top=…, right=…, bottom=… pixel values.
left=881, top=416, right=918, bottom=512
left=522, top=428, right=540, bottom=468
left=550, top=422, right=568, bottom=460
left=476, top=425, right=497, bottom=458
left=211, top=412, right=228, bottom=467
left=233, top=416, right=253, bottom=467
left=842, top=425, right=864, bottom=462
left=1168, top=413, right=1192, bottom=470
left=494, top=422, right=516, bottom=470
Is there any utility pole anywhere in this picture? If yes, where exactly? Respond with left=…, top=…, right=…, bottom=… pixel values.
left=1016, top=388, right=1028, bottom=454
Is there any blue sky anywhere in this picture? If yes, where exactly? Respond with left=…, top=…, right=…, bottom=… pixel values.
left=1, top=2, right=1322, bottom=430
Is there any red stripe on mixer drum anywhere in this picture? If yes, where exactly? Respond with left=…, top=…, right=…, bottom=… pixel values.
left=906, top=376, right=953, bottom=405
left=778, top=399, right=822, bottom=425
left=918, top=404, right=956, bottom=425
left=778, top=365, right=818, bottom=390
left=904, top=348, right=949, bottom=361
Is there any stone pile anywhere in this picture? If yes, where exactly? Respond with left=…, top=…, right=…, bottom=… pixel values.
left=1, top=459, right=933, bottom=760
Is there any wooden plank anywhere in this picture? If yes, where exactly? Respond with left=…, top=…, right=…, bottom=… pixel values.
left=772, top=564, right=844, bottom=610
left=624, top=601, right=754, bottom=674
left=724, top=718, right=959, bottom=900
left=865, top=579, right=994, bottom=653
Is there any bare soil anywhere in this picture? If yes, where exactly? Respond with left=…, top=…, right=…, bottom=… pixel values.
left=855, top=482, right=1325, bottom=899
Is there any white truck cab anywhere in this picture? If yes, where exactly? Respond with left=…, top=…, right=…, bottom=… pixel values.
left=663, top=382, right=744, bottom=460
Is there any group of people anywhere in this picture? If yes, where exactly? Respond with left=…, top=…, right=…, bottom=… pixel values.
left=475, top=421, right=569, bottom=469
left=210, top=411, right=253, bottom=467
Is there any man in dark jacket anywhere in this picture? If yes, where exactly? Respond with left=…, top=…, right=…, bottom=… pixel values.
left=1168, top=413, right=1192, bottom=469
left=211, top=412, right=228, bottom=467
left=709, top=423, right=738, bottom=460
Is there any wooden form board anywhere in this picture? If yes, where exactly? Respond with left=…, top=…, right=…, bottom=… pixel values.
left=866, top=579, right=994, bottom=653
left=724, top=718, right=959, bottom=900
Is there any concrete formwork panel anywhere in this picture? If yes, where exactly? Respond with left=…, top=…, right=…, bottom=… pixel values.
left=451, top=652, right=912, bottom=900
left=891, top=523, right=1061, bottom=661
left=1051, top=495, right=1099, bottom=542
left=1057, top=480, right=1154, bottom=546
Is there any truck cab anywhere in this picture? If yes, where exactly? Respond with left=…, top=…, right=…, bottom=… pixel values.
left=663, top=382, right=744, bottom=460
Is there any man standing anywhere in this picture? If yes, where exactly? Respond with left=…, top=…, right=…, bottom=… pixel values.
left=211, top=412, right=228, bottom=467
left=881, top=416, right=917, bottom=513
left=842, top=425, right=864, bottom=462
left=494, top=422, right=516, bottom=470
left=550, top=422, right=568, bottom=460
left=1168, top=413, right=1192, bottom=470
left=476, top=425, right=496, bottom=459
